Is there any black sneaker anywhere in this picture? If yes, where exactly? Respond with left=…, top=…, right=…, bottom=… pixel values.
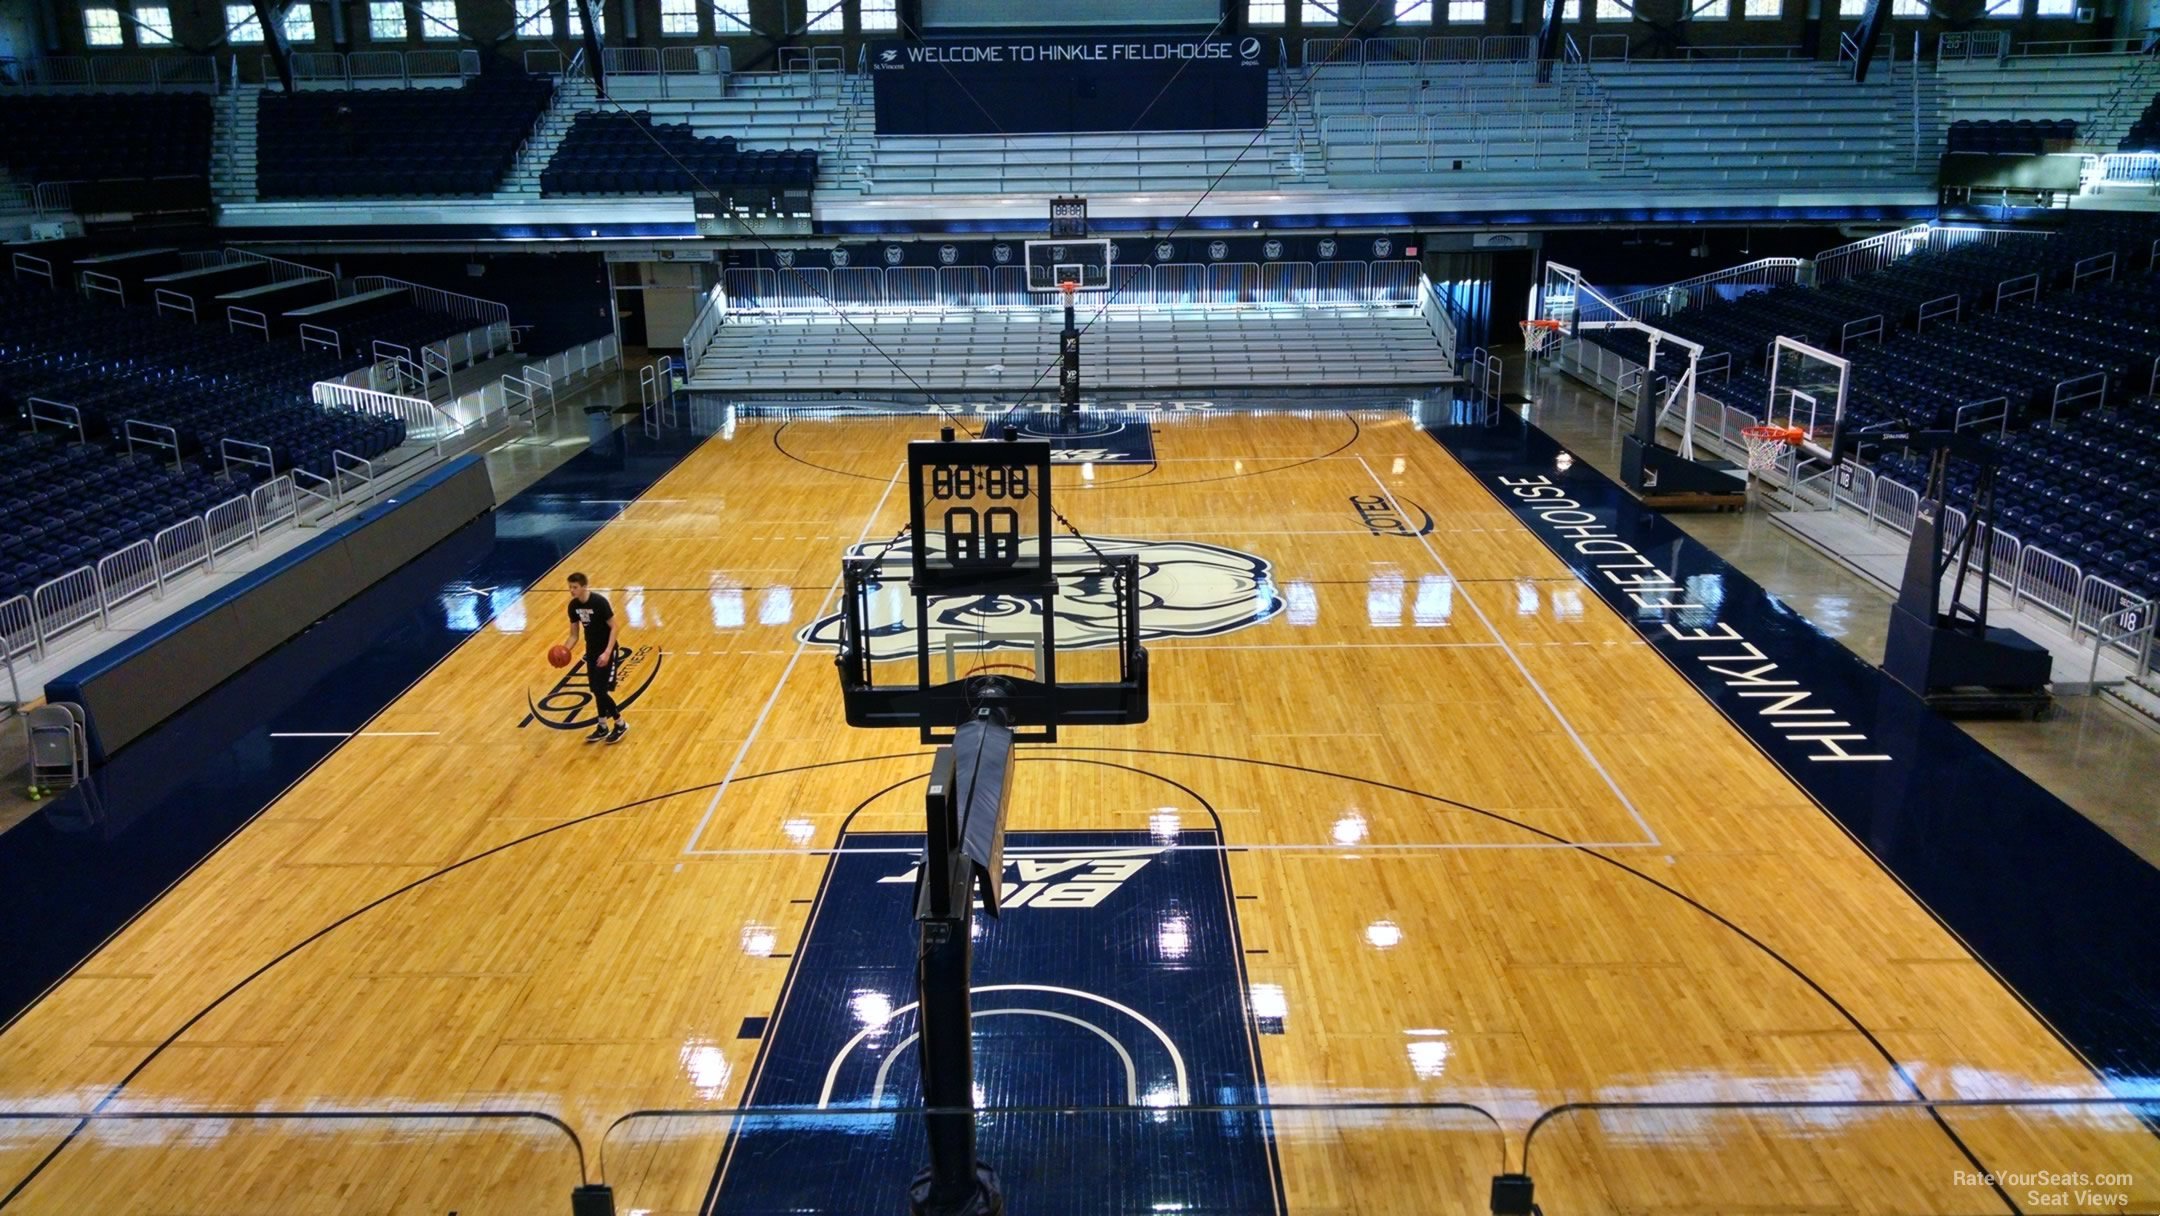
left=585, top=723, right=610, bottom=743
left=606, top=720, right=628, bottom=744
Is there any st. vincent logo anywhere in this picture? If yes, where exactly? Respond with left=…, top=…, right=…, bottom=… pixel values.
left=1349, top=494, right=1435, bottom=538
left=799, top=534, right=1283, bottom=661
left=520, top=644, right=664, bottom=729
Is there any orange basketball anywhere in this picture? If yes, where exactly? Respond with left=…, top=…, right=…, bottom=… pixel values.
left=547, top=644, right=573, bottom=669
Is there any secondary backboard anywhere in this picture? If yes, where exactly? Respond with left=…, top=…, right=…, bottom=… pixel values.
left=1765, top=336, right=1848, bottom=458
left=834, top=433, right=1150, bottom=742
left=1024, top=239, right=1113, bottom=292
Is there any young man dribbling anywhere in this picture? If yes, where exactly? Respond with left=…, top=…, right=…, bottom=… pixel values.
left=564, top=572, right=628, bottom=744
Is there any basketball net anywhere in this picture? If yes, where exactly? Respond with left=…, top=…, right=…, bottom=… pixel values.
left=1740, top=424, right=1806, bottom=476
left=1520, top=319, right=1563, bottom=356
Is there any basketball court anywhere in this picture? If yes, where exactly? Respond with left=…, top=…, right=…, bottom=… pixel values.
left=1, top=401, right=2155, bottom=1215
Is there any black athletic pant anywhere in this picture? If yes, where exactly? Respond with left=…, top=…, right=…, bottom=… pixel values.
left=585, top=646, right=620, bottom=720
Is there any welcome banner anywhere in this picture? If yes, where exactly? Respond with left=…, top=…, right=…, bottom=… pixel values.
left=869, top=37, right=1270, bottom=135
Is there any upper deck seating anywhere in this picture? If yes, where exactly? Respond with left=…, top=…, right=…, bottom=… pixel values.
left=539, top=109, right=816, bottom=197
left=0, top=92, right=211, bottom=185
left=256, top=72, right=553, bottom=199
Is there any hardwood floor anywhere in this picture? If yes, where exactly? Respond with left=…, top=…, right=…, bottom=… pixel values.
left=0, top=412, right=2150, bottom=1215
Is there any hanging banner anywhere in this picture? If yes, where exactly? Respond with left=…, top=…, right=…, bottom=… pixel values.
left=870, top=37, right=1270, bottom=135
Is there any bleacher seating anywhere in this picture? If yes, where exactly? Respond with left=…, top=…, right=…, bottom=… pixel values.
left=1585, top=217, right=2160, bottom=436
left=0, top=428, right=251, bottom=606
left=1948, top=119, right=2077, bottom=156
left=0, top=92, right=211, bottom=185
left=1873, top=395, right=2160, bottom=604
left=1578, top=217, right=2160, bottom=603
left=697, top=307, right=1453, bottom=391
left=256, top=72, right=552, bottom=199
left=0, top=278, right=405, bottom=482
left=2119, top=92, right=2160, bottom=152
left=539, top=109, right=816, bottom=197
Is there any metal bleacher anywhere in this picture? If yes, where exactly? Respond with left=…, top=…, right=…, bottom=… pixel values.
left=695, top=306, right=1452, bottom=392
left=1587, top=59, right=1929, bottom=188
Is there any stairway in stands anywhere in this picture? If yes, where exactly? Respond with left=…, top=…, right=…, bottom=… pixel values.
left=211, top=82, right=260, bottom=204
left=1269, top=70, right=1327, bottom=187
left=495, top=72, right=598, bottom=201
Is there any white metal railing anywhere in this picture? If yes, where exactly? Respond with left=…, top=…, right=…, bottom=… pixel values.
left=33, top=567, right=103, bottom=646
left=0, top=53, right=218, bottom=90
left=1953, top=396, right=2010, bottom=434
left=350, top=275, right=511, bottom=327
left=2071, top=252, right=2117, bottom=290
left=79, top=270, right=124, bottom=305
left=228, top=305, right=270, bottom=340
left=299, top=322, right=342, bottom=357
left=2050, top=372, right=2106, bottom=424
left=11, top=252, right=54, bottom=287
left=96, top=540, right=161, bottom=614
left=1830, top=462, right=2157, bottom=662
left=719, top=261, right=1420, bottom=315
left=152, top=287, right=197, bottom=321
left=1916, top=293, right=1961, bottom=332
left=406, top=345, right=445, bottom=398
left=221, top=247, right=334, bottom=284
left=1936, top=31, right=2009, bottom=63
left=1811, top=223, right=2048, bottom=285
left=154, top=516, right=211, bottom=581
left=332, top=450, right=376, bottom=504
left=2087, top=602, right=2158, bottom=687
left=1609, top=258, right=1807, bottom=319
left=312, top=381, right=461, bottom=453
left=1996, top=271, right=2041, bottom=310
left=27, top=397, right=84, bottom=442
left=291, top=467, right=340, bottom=517
left=251, top=474, right=297, bottom=529
left=516, top=364, right=556, bottom=421
left=2006, top=37, right=2137, bottom=58
left=1419, top=275, right=1459, bottom=367
left=1300, top=34, right=1535, bottom=68
left=341, top=48, right=481, bottom=87
left=686, top=282, right=728, bottom=373
left=205, top=493, right=255, bottom=558
left=0, top=594, right=35, bottom=662
left=123, top=418, right=182, bottom=470
left=2095, top=152, right=2160, bottom=185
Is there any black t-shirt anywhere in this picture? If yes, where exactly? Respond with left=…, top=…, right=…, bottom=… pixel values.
left=568, top=593, right=614, bottom=652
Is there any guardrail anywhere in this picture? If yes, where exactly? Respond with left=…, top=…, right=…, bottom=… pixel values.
left=123, top=418, right=183, bottom=470
left=1608, top=258, right=1806, bottom=318
left=79, top=269, right=124, bottom=305
left=0, top=53, right=219, bottom=90
left=2007, top=37, right=2138, bottom=58
left=27, top=397, right=84, bottom=442
left=312, top=381, right=461, bottom=455
left=718, top=260, right=1420, bottom=315
left=1689, top=43, right=1809, bottom=60
left=299, top=322, right=342, bottom=357
left=10, top=252, right=54, bottom=287
left=1811, top=223, right=2047, bottom=285
left=228, top=305, right=270, bottom=340
left=1937, top=30, right=2010, bottom=63
left=350, top=275, right=511, bottom=327
left=1830, top=459, right=2155, bottom=670
left=1300, top=34, right=1536, bottom=69
left=1319, top=112, right=1592, bottom=173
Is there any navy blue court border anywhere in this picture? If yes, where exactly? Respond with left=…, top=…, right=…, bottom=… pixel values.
left=1425, top=410, right=2160, bottom=1095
